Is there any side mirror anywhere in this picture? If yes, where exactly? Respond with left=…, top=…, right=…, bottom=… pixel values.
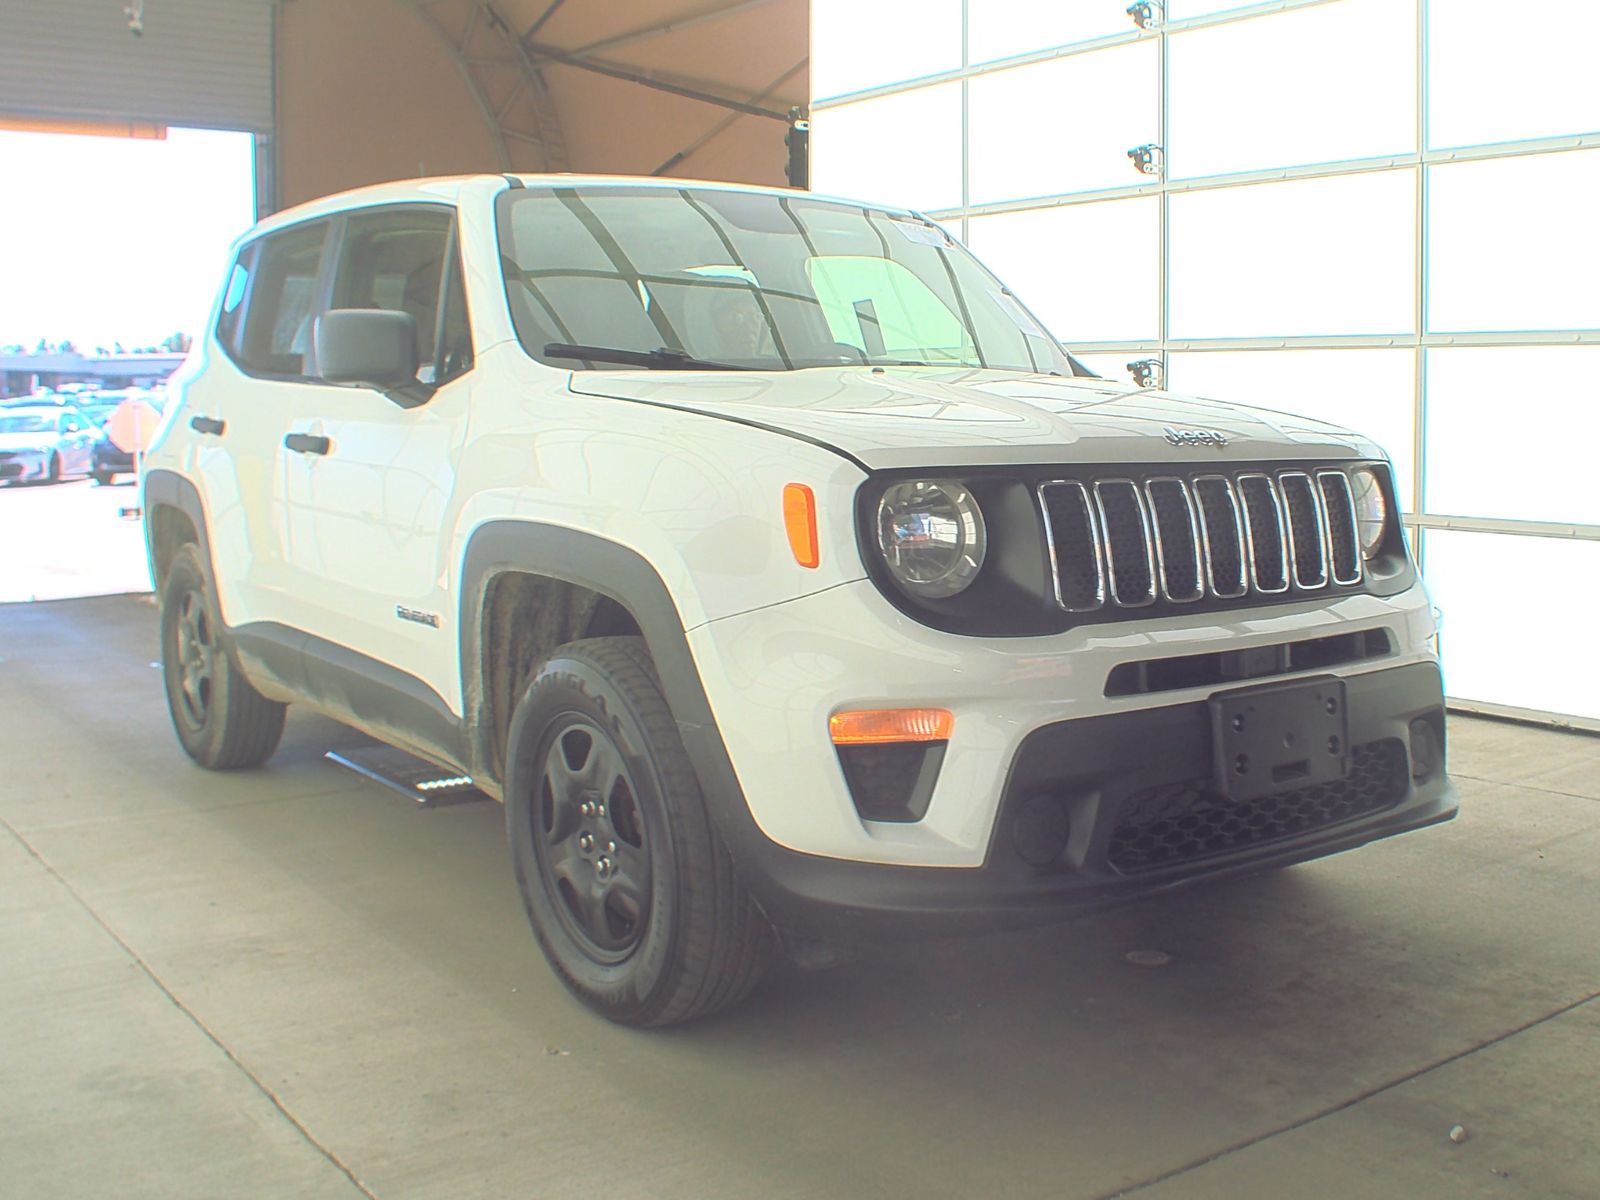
left=313, top=309, right=421, bottom=392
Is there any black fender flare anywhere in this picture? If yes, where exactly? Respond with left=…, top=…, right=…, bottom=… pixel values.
left=458, top=521, right=721, bottom=767
left=142, top=468, right=214, bottom=588
left=456, top=521, right=778, bottom=878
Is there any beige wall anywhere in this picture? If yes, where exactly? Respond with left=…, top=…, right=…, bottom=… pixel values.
left=275, top=0, right=809, bottom=210
left=276, top=0, right=503, bottom=208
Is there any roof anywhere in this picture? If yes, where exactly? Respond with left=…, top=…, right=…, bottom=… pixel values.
left=250, top=173, right=923, bottom=241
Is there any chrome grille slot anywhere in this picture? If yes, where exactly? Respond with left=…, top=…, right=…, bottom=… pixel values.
left=1037, top=463, right=1371, bottom=618
left=1039, top=482, right=1105, bottom=611
left=1145, top=478, right=1204, bottom=602
left=1237, top=474, right=1290, bottom=594
left=1093, top=480, right=1157, bottom=607
left=1318, top=470, right=1363, bottom=585
left=1279, top=472, right=1329, bottom=589
left=1192, top=476, right=1248, bottom=599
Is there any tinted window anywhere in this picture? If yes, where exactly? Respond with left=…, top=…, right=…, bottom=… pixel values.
left=332, top=208, right=459, bottom=375
left=235, top=223, right=329, bottom=377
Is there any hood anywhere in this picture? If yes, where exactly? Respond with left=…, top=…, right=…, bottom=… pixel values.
left=567, top=366, right=1377, bottom=470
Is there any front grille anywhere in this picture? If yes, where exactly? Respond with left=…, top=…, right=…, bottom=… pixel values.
left=1040, top=465, right=1366, bottom=613
left=1108, top=739, right=1409, bottom=873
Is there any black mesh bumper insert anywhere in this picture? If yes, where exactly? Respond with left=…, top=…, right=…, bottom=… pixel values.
left=1108, top=738, right=1409, bottom=873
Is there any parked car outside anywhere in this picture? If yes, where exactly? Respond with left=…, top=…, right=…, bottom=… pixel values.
left=90, top=393, right=165, bottom=484
left=142, top=174, right=1456, bottom=1027
left=0, top=406, right=97, bottom=484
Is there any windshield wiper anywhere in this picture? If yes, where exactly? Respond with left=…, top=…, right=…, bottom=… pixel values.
left=544, top=342, right=741, bottom=371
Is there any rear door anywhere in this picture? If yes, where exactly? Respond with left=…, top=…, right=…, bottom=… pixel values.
left=184, top=220, right=331, bottom=635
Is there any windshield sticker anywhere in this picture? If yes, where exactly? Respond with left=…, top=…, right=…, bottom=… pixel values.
left=891, top=219, right=951, bottom=247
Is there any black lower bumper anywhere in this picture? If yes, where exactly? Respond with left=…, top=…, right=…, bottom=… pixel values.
left=689, top=661, right=1456, bottom=941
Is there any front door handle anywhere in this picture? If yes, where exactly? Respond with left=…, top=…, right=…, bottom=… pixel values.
left=190, top=415, right=226, bottom=436
left=284, top=432, right=331, bottom=456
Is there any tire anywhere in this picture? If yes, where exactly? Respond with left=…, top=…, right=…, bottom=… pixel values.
left=159, top=542, right=287, bottom=769
left=45, top=453, right=61, bottom=484
left=91, top=470, right=112, bottom=486
left=505, top=636, right=774, bottom=1027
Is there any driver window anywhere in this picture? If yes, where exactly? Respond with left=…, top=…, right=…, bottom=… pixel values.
left=333, top=209, right=458, bottom=380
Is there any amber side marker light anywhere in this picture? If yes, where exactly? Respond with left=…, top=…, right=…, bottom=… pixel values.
left=783, top=482, right=820, bottom=568
left=829, top=708, right=955, bottom=745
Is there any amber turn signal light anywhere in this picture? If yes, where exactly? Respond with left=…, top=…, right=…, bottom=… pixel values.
left=829, top=708, right=955, bottom=745
left=783, top=482, right=820, bottom=569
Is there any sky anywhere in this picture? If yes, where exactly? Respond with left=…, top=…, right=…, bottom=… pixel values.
left=0, top=126, right=256, bottom=353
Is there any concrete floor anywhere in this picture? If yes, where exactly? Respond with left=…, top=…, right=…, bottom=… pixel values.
left=2, top=595, right=1597, bottom=1200
left=0, top=477, right=152, bottom=603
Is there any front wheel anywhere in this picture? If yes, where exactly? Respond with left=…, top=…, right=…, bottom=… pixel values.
left=159, top=542, right=287, bottom=768
left=505, top=637, right=773, bottom=1027
left=45, top=453, right=61, bottom=484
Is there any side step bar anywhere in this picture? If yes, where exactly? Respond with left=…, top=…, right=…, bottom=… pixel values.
left=325, top=744, right=490, bottom=808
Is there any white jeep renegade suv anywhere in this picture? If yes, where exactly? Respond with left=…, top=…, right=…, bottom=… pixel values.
left=143, top=174, right=1456, bottom=1026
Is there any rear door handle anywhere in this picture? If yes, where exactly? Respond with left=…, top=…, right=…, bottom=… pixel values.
left=190, top=415, right=226, bottom=436
left=284, top=432, right=331, bottom=456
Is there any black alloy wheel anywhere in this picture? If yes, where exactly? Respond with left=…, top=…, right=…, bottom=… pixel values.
left=505, top=636, right=774, bottom=1027
left=172, top=585, right=217, bottom=730
left=158, top=542, right=286, bottom=769
left=532, top=716, right=654, bottom=962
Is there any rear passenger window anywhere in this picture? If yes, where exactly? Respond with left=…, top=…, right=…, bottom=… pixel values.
left=234, top=223, right=329, bottom=378
left=332, top=209, right=462, bottom=380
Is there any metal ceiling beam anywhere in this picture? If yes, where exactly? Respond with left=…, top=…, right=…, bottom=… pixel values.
left=399, top=0, right=512, bottom=170
left=651, top=58, right=807, bottom=175
left=529, top=0, right=785, bottom=64
left=527, top=44, right=789, bottom=119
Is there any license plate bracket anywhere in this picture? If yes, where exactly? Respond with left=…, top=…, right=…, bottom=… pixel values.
left=1210, top=677, right=1349, bottom=803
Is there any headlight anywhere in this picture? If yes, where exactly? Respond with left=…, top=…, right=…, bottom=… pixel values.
left=1350, top=466, right=1388, bottom=559
left=877, top=479, right=987, bottom=599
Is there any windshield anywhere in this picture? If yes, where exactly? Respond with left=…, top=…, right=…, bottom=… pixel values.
left=496, top=186, right=1079, bottom=375
left=0, top=414, right=55, bottom=434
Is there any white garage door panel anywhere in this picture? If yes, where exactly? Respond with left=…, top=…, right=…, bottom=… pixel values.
left=0, top=0, right=272, bottom=132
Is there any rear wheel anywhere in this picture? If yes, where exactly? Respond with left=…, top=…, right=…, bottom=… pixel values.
left=160, top=543, right=287, bottom=768
left=91, top=470, right=113, bottom=486
left=505, top=636, right=773, bottom=1027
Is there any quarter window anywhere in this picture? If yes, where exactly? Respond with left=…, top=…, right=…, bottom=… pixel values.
left=233, top=223, right=330, bottom=378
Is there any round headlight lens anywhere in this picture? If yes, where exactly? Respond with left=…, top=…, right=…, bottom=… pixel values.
left=1351, top=466, right=1389, bottom=559
left=876, top=480, right=987, bottom=599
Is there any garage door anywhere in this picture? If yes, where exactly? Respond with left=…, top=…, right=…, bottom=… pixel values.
left=0, top=0, right=272, bottom=132
left=810, top=0, right=1600, bottom=729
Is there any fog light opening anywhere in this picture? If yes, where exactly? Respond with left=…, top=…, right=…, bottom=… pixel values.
left=1012, top=793, right=1071, bottom=867
left=1408, top=717, right=1441, bottom=783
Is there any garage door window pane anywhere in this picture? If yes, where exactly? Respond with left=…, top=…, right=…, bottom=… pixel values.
left=968, top=0, right=1132, bottom=65
left=1168, top=349, right=1417, bottom=508
left=1423, top=529, right=1600, bottom=720
left=812, top=0, right=961, bottom=100
left=1430, top=1, right=1600, bottom=149
left=966, top=198, right=1158, bottom=344
left=1169, top=171, right=1415, bottom=338
left=1424, top=348, right=1600, bottom=525
left=811, top=84, right=963, bottom=213
left=968, top=42, right=1158, bottom=204
left=1169, top=0, right=1415, bottom=179
left=1428, top=151, right=1600, bottom=334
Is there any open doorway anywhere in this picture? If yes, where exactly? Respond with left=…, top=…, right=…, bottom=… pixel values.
left=0, top=123, right=256, bottom=602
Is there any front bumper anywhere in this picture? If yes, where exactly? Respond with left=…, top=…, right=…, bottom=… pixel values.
left=691, top=659, right=1454, bottom=940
